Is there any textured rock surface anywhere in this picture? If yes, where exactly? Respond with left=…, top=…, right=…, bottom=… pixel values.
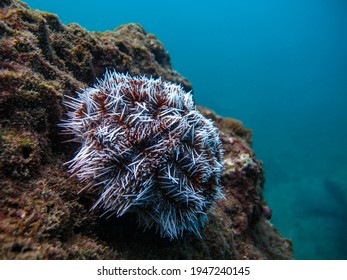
left=0, top=0, right=293, bottom=259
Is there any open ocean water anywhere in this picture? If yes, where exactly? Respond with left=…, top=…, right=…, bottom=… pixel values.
left=24, top=0, right=347, bottom=259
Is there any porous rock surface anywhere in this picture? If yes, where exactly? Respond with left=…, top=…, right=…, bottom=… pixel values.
left=0, top=0, right=293, bottom=259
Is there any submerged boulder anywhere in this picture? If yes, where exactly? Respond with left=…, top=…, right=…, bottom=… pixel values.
left=0, top=0, right=292, bottom=259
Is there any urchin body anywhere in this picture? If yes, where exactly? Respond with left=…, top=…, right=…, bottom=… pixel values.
left=61, top=71, right=224, bottom=239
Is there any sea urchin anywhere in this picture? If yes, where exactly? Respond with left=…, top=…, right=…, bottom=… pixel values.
left=60, top=70, right=224, bottom=239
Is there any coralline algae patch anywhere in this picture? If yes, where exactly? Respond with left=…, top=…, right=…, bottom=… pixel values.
left=60, top=71, right=224, bottom=239
left=224, top=152, right=257, bottom=173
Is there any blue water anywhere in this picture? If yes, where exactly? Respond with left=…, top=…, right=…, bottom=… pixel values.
left=24, top=0, right=347, bottom=259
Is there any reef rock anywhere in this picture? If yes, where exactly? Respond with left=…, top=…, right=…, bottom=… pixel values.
left=0, top=0, right=293, bottom=259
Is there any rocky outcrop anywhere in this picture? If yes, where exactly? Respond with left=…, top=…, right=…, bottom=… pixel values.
left=0, top=0, right=292, bottom=259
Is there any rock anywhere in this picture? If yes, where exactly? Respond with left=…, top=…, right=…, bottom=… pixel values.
left=0, top=0, right=293, bottom=259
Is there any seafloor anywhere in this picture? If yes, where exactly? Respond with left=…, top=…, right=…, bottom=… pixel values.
left=0, top=0, right=292, bottom=259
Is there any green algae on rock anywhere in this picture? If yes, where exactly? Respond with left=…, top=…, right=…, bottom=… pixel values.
left=0, top=0, right=293, bottom=259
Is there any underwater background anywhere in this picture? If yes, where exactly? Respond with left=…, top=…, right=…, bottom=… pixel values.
left=24, top=0, right=347, bottom=259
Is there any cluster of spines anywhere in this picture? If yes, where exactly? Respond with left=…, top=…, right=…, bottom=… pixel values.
left=60, top=70, right=224, bottom=239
